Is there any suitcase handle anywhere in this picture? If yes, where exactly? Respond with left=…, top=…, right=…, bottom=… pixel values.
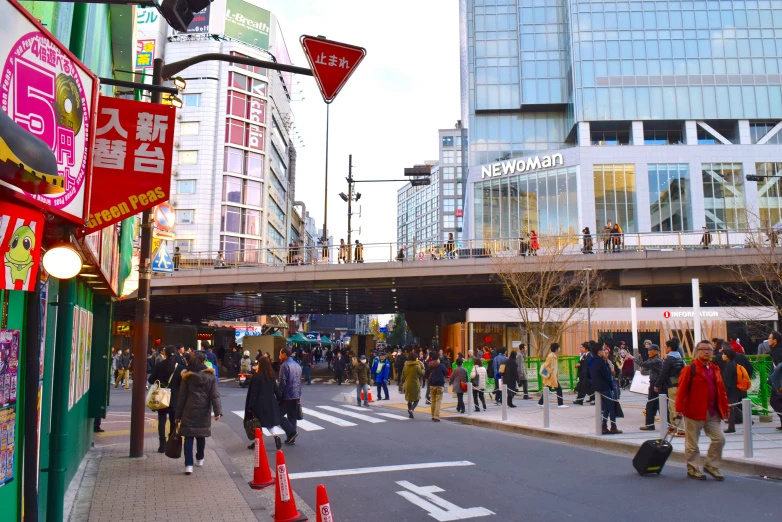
left=662, top=415, right=683, bottom=444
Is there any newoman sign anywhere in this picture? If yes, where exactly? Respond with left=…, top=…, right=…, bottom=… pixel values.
left=481, top=153, right=564, bottom=179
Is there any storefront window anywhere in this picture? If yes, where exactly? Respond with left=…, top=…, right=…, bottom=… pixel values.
left=756, top=163, right=782, bottom=228
left=648, top=164, right=691, bottom=232
left=702, top=163, right=745, bottom=230
left=594, top=164, right=637, bottom=233
left=473, top=166, right=578, bottom=239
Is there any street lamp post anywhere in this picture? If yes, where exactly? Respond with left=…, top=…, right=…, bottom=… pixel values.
left=346, top=155, right=353, bottom=262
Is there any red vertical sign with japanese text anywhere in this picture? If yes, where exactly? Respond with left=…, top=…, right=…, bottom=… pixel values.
left=86, top=96, right=175, bottom=232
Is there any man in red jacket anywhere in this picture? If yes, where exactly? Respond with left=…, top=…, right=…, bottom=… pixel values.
left=676, top=340, right=730, bottom=481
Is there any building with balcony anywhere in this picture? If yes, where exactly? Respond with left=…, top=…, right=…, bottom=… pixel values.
left=153, top=0, right=315, bottom=264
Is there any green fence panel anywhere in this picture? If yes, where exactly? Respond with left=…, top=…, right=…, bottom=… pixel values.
left=683, top=355, right=771, bottom=415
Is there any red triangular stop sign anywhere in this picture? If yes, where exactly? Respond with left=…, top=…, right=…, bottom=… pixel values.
left=300, top=35, right=366, bottom=103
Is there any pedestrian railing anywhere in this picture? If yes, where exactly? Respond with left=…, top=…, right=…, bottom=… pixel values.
left=162, top=228, right=780, bottom=274
left=465, top=383, right=763, bottom=459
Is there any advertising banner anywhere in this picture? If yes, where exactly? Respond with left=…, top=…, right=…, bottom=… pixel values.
left=186, top=6, right=210, bottom=34
left=86, top=96, right=175, bottom=233
left=135, top=39, right=155, bottom=69
left=0, top=330, right=19, bottom=488
left=0, top=200, right=43, bottom=291
left=224, top=0, right=271, bottom=49
left=0, top=0, right=97, bottom=223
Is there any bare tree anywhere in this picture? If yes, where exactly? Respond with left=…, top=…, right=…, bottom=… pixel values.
left=719, top=218, right=782, bottom=319
left=491, top=235, right=603, bottom=358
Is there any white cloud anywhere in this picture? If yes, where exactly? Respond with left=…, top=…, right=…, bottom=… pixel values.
left=266, top=0, right=460, bottom=255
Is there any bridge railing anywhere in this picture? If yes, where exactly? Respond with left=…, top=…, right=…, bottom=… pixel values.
left=166, top=228, right=779, bottom=273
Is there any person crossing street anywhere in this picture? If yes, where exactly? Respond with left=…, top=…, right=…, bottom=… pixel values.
left=372, top=352, right=391, bottom=400
left=353, top=354, right=371, bottom=407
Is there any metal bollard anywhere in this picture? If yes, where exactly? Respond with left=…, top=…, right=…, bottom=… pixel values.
left=594, top=393, right=602, bottom=436
left=467, top=382, right=473, bottom=417
left=501, top=384, right=508, bottom=421
left=659, top=394, right=668, bottom=440
left=543, top=387, right=550, bottom=428
left=743, top=398, right=753, bottom=458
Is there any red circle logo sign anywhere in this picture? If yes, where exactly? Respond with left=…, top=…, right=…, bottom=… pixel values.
left=484, top=335, right=492, bottom=344
left=663, top=311, right=671, bottom=318
left=154, top=203, right=175, bottom=231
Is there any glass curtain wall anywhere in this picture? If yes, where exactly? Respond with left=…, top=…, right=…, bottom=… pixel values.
left=594, top=164, right=637, bottom=232
left=756, top=162, right=782, bottom=228
left=702, top=163, right=745, bottom=230
left=473, top=166, right=578, bottom=239
left=648, top=164, right=691, bottom=231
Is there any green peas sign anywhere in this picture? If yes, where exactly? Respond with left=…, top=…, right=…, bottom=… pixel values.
left=0, top=201, right=43, bottom=291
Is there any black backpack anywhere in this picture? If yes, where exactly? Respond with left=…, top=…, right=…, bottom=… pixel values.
left=486, top=357, right=495, bottom=379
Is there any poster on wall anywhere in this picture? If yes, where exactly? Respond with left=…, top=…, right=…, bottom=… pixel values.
left=0, top=201, right=44, bottom=292
left=68, top=306, right=78, bottom=410
left=185, top=6, right=210, bottom=33
left=0, top=330, right=20, bottom=489
left=68, top=306, right=92, bottom=410
left=0, top=0, right=97, bottom=223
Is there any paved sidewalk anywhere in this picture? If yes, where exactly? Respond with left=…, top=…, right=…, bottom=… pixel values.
left=70, top=411, right=271, bottom=522
left=444, top=389, right=782, bottom=474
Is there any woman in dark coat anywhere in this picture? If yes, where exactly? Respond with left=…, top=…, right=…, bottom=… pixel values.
left=175, top=352, right=223, bottom=475
left=721, top=347, right=746, bottom=434
left=245, top=356, right=282, bottom=450
left=503, top=351, right=521, bottom=408
left=148, top=345, right=184, bottom=453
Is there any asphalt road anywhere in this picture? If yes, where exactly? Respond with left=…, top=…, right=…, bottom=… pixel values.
left=110, top=379, right=779, bottom=522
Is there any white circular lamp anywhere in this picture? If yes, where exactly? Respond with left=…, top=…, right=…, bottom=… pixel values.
left=42, top=244, right=82, bottom=279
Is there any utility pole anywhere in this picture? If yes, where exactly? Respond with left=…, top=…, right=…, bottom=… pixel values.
left=129, top=58, right=162, bottom=458
left=322, top=104, right=330, bottom=261
left=346, top=154, right=353, bottom=262
left=585, top=267, right=592, bottom=341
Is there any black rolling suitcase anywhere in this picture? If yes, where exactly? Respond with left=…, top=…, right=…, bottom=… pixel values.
left=632, top=417, right=680, bottom=476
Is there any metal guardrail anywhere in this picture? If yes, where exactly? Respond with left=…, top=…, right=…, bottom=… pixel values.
left=167, top=229, right=780, bottom=273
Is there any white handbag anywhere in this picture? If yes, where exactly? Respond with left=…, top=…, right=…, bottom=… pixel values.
left=146, top=364, right=178, bottom=411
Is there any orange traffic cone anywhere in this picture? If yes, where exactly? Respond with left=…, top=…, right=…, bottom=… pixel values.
left=316, top=484, right=334, bottom=522
left=249, top=428, right=274, bottom=490
left=273, top=450, right=307, bottom=522
left=360, top=390, right=373, bottom=402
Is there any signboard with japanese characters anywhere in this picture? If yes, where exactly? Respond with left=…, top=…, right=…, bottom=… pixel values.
left=0, top=201, right=43, bottom=292
left=135, top=39, right=155, bottom=69
left=0, top=0, right=98, bottom=223
left=86, top=96, right=175, bottom=233
left=224, top=0, right=271, bottom=49
left=300, top=36, right=366, bottom=103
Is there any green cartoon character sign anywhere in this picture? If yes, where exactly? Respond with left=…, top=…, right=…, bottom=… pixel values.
left=5, top=225, right=35, bottom=285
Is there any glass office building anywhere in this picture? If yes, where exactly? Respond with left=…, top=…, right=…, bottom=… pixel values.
left=461, top=0, right=782, bottom=240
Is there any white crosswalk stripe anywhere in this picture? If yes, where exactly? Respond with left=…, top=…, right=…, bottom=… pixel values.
left=231, top=411, right=324, bottom=433
left=343, top=405, right=409, bottom=421
left=232, top=404, right=410, bottom=434
left=301, top=407, right=357, bottom=426
left=316, top=405, right=386, bottom=423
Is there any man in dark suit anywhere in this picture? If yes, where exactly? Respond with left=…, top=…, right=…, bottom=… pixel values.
left=574, top=342, right=594, bottom=405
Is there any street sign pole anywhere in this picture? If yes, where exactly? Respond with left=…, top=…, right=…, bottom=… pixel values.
left=129, top=58, right=162, bottom=459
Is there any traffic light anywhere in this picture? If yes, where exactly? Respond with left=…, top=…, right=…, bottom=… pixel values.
left=159, top=0, right=213, bottom=32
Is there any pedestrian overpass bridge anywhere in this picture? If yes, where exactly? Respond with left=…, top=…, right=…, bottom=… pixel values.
left=114, top=244, right=769, bottom=323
